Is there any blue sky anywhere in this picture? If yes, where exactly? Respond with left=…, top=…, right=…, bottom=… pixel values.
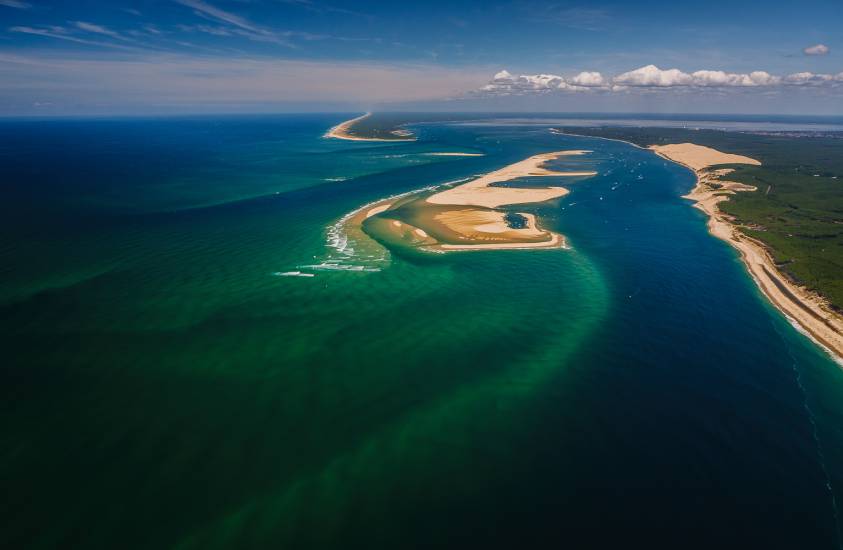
left=0, top=0, right=841, bottom=115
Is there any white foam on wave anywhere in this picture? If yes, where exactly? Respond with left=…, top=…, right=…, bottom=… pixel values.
left=274, top=271, right=316, bottom=278
left=298, top=263, right=381, bottom=273
left=783, top=313, right=843, bottom=367
left=317, top=177, right=474, bottom=273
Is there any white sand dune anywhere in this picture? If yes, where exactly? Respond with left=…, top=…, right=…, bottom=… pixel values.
left=652, top=143, right=843, bottom=361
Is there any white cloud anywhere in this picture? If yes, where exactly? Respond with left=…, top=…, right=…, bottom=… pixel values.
left=175, top=0, right=261, bottom=33
left=784, top=72, right=834, bottom=85
left=613, top=64, right=692, bottom=87
left=803, top=44, right=830, bottom=56
left=9, top=26, right=139, bottom=51
left=603, top=65, right=784, bottom=89
left=74, top=21, right=129, bottom=41
left=0, top=0, right=30, bottom=8
left=570, top=71, right=605, bottom=87
left=479, top=70, right=602, bottom=95
left=689, top=70, right=779, bottom=87
left=474, top=64, right=843, bottom=97
left=177, top=24, right=233, bottom=36
left=175, top=0, right=294, bottom=47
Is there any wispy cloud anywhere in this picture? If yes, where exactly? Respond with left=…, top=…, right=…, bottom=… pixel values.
left=175, top=0, right=295, bottom=46
left=177, top=24, right=233, bottom=37
left=176, top=0, right=263, bottom=33
left=0, top=52, right=489, bottom=112
left=521, top=4, right=612, bottom=31
left=277, top=0, right=367, bottom=17
left=73, top=21, right=134, bottom=42
left=0, top=0, right=31, bottom=9
left=9, top=26, right=140, bottom=51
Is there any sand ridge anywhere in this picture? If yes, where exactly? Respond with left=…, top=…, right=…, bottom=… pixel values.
left=325, top=113, right=416, bottom=142
left=427, top=150, right=596, bottom=209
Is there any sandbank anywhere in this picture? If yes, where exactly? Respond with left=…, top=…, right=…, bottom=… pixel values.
left=427, top=150, right=596, bottom=208
left=423, top=152, right=485, bottom=157
left=353, top=150, right=594, bottom=252
left=325, top=113, right=416, bottom=142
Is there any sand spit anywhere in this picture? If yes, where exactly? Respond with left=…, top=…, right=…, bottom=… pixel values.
left=423, top=152, right=485, bottom=157
left=324, top=113, right=416, bottom=142
left=652, top=143, right=843, bottom=361
left=351, top=150, right=594, bottom=253
left=427, top=150, right=596, bottom=208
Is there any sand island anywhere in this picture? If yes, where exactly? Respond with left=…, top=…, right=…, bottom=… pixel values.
left=325, top=113, right=416, bottom=142
left=652, top=143, right=843, bottom=359
left=353, top=151, right=596, bottom=252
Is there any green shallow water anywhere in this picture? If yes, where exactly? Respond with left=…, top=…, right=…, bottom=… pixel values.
left=2, top=115, right=843, bottom=549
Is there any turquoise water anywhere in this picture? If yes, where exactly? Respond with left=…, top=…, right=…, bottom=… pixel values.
left=1, top=115, right=842, bottom=549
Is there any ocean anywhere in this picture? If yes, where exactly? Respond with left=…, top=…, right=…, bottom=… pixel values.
left=2, top=114, right=842, bottom=549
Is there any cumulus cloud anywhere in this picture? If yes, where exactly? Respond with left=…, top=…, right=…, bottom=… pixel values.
left=479, top=69, right=605, bottom=95
left=784, top=72, right=835, bottom=85
left=570, top=71, right=605, bottom=87
left=474, top=64, right=843, bottom=97
left=613, top=64, right=692, bottom=87
left=803, top=44, right=830, bottom=56
left=689, top=69, right=778, bottom=87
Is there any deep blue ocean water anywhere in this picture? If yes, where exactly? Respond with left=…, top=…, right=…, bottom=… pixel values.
left=1, top=114, right=842, bottom=549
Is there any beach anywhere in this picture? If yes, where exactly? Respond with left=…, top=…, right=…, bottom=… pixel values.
left=325, top=113, right=416, bottom=141
left=357, top=150, right=596, bottom=252
left=652, top=143, right=843, bottom=360
left=427, top=150, right=595, bottom=208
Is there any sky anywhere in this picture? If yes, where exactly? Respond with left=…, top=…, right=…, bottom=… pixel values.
left=0, top=0, right=841, bottom=116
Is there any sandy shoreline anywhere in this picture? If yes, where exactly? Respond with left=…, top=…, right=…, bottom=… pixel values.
left=652, top=143, right=843, bottom=361
left=350, top=150, right=594, bottom=252
left=427, top=150, right=596, bottom=208
left=324, top=113, right=415, bottom=142
left=423, top=152, right=485, bottom=157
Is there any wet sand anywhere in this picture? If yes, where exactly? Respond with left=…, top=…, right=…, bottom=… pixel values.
left=353, top=150, right=594, bottom=252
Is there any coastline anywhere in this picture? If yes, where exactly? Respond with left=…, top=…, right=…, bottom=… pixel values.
left=324, top=113, right=416, bottom=142
left=652, top=143, right=843, bottom=362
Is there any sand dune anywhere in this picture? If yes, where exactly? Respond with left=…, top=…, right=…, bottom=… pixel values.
left=652, top=143, right=843, bottom=361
